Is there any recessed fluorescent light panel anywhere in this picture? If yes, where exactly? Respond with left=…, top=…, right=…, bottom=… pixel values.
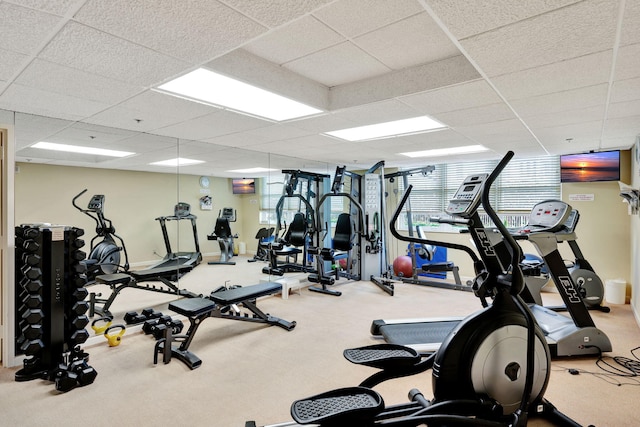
left=227, top=167, right=277, bottom=174
left=400, top=145, right=489, bottom=158
left=156, top=68, right=323, bottom=121
left=32, top=142, right=134, bottom=157
left=150, top=158, right=205, bottom=167
left=325, top=116, right=446, bottom=141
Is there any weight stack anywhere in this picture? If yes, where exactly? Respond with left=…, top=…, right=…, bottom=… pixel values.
left=14, top=224, right=97, bottom=392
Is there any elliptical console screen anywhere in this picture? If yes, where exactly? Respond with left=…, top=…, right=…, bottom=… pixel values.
left=445, top=174, right=488, bottom=218
left=88, top=195, right=105, bottom=213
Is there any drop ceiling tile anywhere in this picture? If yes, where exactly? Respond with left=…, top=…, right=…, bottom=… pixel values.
left=425, top=0, right=581, bottom=40
left=530, top=120, right=603, bottom=146
left=6, top=0, right=79, bottom=15
left=85, top=90, right=218, bottom=132
left=224, top=0, right=334, bottom=28
left=610, top=77, right=640, bottom=103
left=284, top=42, right=391, bottom=86
left=433, top=103, right=516, bottom=127
left=544, top=140, right=601, bottom=154
left=510, top=84, right=609, bottom=117
left=354, top=12, right=459, bottom=70
left=0, top=2, right=62, bottom=54
left=74, top=0, right=267, bottom=63
left=460, top=0, right=619, bottom=77
left=153, top=110, right=270, bottom=140
left=614, top=43, right=640, bottom=81
left=0, top=48, right=29, bottom=80
left=600, top=136, right=635, bottom=150
left=244, top=123, right=314, bottom=143
left=607, top=99, right=640, bottom=119
left=400, top=79, right=502, bottom=114
left=0, top=83, right=110, bottom=121
left=331, top=99, right=421, bottom=126
left=117, top=132, right=180, bottom=152
left=522, top=105, right=605, bottom=129
left=603, top=115, right=640, bottom=139
left=16, top=59, right=143, bottom=104
left=620, top=0, right=640, bottom=46
left=313, top=0, right=423, bottom=38
left=12, top=112, right=74, bottom=148
left=202, top=132, right=269, bottom=148
left=39, top=22, right=189, bottom=86
left=289, top=113, right=358, bottom=133
left=453, top=119, right=534, bottom=143
left=492, top=50, right=613, bottom=100
left=244, top=16, right=344, bottom=65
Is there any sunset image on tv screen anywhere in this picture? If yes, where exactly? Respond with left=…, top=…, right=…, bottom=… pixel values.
left=560, top=151, right=620, bottom=183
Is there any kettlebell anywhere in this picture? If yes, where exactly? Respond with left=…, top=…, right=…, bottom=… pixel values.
left=91, top=317, right=112, bottom=334
left=104, top=324, right=126, bottom=347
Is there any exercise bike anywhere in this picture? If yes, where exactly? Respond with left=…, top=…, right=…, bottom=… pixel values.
left=247, top=152, right=585, bottom=427
left=72, top=189, right=129, bottom=281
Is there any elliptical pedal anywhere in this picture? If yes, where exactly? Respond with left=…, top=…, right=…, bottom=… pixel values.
left=291, top=387, right=384, bottom=425
left=343, top=344, right=421, bottom=369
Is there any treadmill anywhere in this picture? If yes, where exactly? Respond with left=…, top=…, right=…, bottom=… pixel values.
left=152, top=202, right=203, bottom=272
left=372, top=178, right=612, bottom=357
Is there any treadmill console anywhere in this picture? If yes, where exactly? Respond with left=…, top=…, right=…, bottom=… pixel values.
left=445, top=174, right=488, bottom=218
left=174, top=202, right=191, bottom=218
left=87, top=195, right=105, bottom=213
left=524, top=200, right=572, bottom=233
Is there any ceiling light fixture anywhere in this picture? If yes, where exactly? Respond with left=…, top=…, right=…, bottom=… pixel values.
left=324, top=116, right=446, bottom=141
left=32, top=141, right=134, bottom=157
left=150, top=158, right=205, bottom=167
left=155, top=68, right=323, bottom=122
left=400, top=145, right=489, bottom=158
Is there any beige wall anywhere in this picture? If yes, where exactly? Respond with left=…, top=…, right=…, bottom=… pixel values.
left=14, top=163, right=248, bottom=266
left=630, top=143, right=640, bottom=321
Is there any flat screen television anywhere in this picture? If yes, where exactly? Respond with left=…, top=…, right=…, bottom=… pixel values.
left=560, top=150, right=620, bottom=183
left=231, top=178, right=256, bottom=194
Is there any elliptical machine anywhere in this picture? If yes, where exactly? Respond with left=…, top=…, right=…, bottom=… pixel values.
left=248, top=152, right=584, bottom=427
left=72, top=189, right=129, bottom=281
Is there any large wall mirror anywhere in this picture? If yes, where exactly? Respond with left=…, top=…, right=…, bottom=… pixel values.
left=8, top=109, right=331, bottom=327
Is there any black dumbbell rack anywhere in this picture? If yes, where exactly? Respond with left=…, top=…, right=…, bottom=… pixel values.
left=14, top=224, right=97, bottom=392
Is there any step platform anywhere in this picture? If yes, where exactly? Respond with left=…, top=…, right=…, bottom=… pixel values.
left=291, top=387, right=384, bottom=425
left=343, top=344, right=421, bottom=369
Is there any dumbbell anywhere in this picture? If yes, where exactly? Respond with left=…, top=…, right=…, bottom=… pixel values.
left=22, top=253, right=41, bottom=266
left=21, top=294, right=43, bottom=309
left=123, top=311, right=147, bottom=325
left=69, top=315, right=90, bottom=330
left=141, top=308, right=163, bottom=319
left=21, top=266, right=41, bottom=280
left=21, top=308, right=44, bottom=324
left=21, top=323, right=43, bottom=340
left=68, top=329, right=90, bottom=345
left=21, top=278, right=43, bottom=294
left=70, top=301, right=89, bottom=315
left=20, top=338, right=44, bottom=355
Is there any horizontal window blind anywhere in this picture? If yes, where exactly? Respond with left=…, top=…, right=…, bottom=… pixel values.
left=397, top=156, right=560, bottom=229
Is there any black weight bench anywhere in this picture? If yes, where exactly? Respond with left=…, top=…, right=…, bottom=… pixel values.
left=154, top=282, right=296, bottom=369
left=91, top=264, right=198, bottom=318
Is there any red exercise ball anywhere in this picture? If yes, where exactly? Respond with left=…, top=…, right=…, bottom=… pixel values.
left=393, top=255, right=413, bottom=278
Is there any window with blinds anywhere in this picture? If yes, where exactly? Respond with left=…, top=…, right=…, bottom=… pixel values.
left=397, top=156, right=560, bottom=230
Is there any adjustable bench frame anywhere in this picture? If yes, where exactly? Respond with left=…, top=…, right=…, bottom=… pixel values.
left=154, top=282, right=296, bottom=369
left=90, top=265, right=198, bottom=318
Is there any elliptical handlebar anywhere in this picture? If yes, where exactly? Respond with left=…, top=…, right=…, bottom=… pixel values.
left=480, top=151, right=524, bottom=296
left=72, top=188, right=88, bottom=212
left=390, top=184, right=481, bottom=263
